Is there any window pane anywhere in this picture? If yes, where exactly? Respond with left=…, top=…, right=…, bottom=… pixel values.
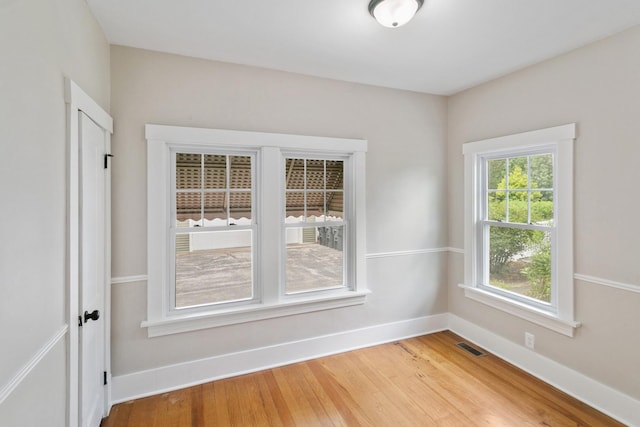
left=487, top=159, right=506, bottom=190
left=230, top=156, right=251, bottom=189
left=487, top=191, right=505, bottom=221
left=285, top=158, right=304, bottom=190
left=285, top=226, right=344, bottom=294
left=203, top=192, right=226, bottom=223
left=285, top=192, right=305, bottom=222
left=531, top=191, right=554, bottom=224
left=176, top=153, right=201, bottom=190
left=203, top=154, right=226, bottom=189
left=326, top=191, right=343, bottom=221
left=326, top=160, right=344, bottom=190
left=306, top=159, right=325, bottom=190
left=176, top=192, right=202, bottom=226
left=306, top=192, right=324, bottom=221
left=488, top=226, right=551, bottom=304
left=175, top=230, right=253, bottom=308
left=285, top=158, right=345, bottom=223
left=507, top=157, right=528, bottom=190
left=229, top=191, right=252, bottom=223
left=530, top=154, right=553, bottom=189
left=507, top=192, right=528, bottom=223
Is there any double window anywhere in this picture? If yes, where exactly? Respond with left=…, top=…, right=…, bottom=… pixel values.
left=462, top=124, right=579, bottom=336
left=145, top=125, right=368, bottom=336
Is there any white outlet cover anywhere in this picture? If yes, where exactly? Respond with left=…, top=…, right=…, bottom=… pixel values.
left=525, top=332, right=535, bottom=349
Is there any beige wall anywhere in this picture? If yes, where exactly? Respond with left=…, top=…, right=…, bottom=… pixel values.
left=109, top=46, right=449, bottom=375
left=0, top=0, right=109, bottom=423
left=5, top=1, right=636, bottom=417
left=447, top=25, right=640, bottom=399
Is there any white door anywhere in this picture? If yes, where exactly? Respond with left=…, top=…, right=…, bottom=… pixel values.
left=79, top=111, right=107, bottom=427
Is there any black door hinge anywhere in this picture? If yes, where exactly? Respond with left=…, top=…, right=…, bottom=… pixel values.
left=104, top=153, right=114, bottom=169
left=104, top=371, right=108, bottom=385
left=78, top=315, right=83, bottom=327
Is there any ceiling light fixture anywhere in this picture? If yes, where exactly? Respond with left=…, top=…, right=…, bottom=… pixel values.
left=368, top=0, right=424, bottom=28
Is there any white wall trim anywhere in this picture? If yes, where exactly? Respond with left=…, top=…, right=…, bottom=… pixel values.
left=65, top=79, right=113, bottom=133
left=446, top=247, right=465, bottom=254
left=448, top=314, right=640, bottom=427
left=365, top=247, right=449, bottom=259
left=146, top=124, right=366, bottom=152
left=111, top=275, right=149, bottom=285
left=463, top=123, right=575, bottom=155
left=111, top=314, right=448, bottom=403
left=0, top=325, right=68, bottom=405
left=575, top=273, right=640, bottom=294
left=142, top=291, right=370, bottom=337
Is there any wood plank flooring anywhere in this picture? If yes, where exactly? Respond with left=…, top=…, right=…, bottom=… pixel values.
left=101, top=331, right=622, bottom=426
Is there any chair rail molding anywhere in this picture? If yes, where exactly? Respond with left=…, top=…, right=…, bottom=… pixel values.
left=0, top=325, right=68, bottom=405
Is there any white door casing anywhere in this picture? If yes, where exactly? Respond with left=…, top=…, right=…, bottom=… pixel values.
left=65, top=79, right=113, bottom=427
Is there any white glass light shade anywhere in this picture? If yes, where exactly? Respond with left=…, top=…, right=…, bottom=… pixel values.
left=369, top=0, right=424, bottom=28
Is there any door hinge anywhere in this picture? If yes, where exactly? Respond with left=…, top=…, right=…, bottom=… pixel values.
left=78, top=315, right=83, bottom=327
left=104, top=153, right=114, bottom=169
left=103, top=371, right=108, bottom=385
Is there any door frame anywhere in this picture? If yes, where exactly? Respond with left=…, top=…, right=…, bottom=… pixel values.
left=65, top=78, right=113, bottom=427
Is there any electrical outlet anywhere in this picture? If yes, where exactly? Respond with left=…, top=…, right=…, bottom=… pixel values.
left=525, top=332, right=535, bottom=350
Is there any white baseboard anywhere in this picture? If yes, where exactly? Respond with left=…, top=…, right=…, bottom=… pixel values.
left=111, top=313, right=449, bottom=403
left=448, top=314, right=640, bottom=427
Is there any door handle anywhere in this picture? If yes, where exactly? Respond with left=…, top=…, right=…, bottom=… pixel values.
left=84, top=310, right=100, bottom=323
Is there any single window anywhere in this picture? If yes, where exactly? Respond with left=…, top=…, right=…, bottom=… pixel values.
left=461, top=124, right=579, bottom=336
left=284, top=158, right=346, bottom=294
left=145, top=125, right=368, bottom=336
left=481, top=152, right=554, bottom=306
left=173, top=153, right=255, bottom=309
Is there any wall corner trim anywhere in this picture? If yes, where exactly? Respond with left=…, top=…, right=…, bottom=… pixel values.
left=448, top=314, right=640, bottom=427
left=0, top=325, right=68, bottom=405
left=111, top=314, right=448, bottom=403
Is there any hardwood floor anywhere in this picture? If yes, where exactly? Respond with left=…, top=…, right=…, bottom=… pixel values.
left=101, top=331, right=622, bottom=426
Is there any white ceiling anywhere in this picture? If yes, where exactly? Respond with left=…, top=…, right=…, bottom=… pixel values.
left=87, top=0, right=640, bottom=95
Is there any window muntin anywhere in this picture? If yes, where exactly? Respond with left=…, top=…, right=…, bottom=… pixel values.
left=284, top=157, right=347, bottom=294
left=284, top=158, right=344, bottom=222
left=485, top=154, right=554, bottom=226
left=172, top=151, right=256, bottom=310
left=480, top=151, right=555, bottom=307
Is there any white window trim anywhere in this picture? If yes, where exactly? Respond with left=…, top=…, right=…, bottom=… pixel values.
left=460, top=123, right=580, bottom=337
left=144, top=124, right=368, bottom=337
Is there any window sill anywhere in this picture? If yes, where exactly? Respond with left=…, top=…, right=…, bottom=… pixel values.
left=458, top=284, right=580, bottom=337
left=141, top=290, right=370, bottom=337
